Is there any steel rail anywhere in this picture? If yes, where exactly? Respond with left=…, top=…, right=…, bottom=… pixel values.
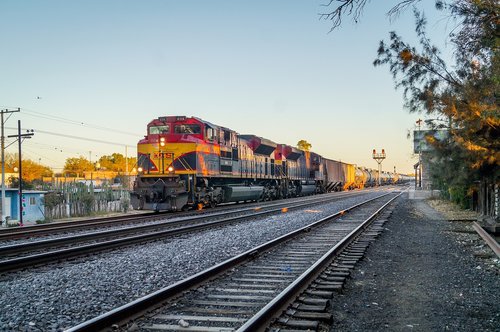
left=65, top=192, right=395, bottom=332
left=237, top=191, right=403, bottom=331
left=0, top=190, right=371, bottom=259
left=0, top=190, right=367, bottom=241
left=0, top=191, right=379, bottom=273
left=472, top=221, right=500, bottom=258
left=0, top=212, right=158, bottom=240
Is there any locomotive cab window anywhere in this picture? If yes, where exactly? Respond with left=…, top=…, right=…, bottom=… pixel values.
left=220, top=130, right=231, bottom=145
left=149, top=125, right=170, bottom=135
left=206, top=126, right=216, bottom=141
left=174, top=124, right=201, bottom=134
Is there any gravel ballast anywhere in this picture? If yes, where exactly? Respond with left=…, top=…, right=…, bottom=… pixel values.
left=329, top=195, right=500, bottom=331
left=3, top=191, right=497, bottom=331
left=0, top=192, right=382, bottom=331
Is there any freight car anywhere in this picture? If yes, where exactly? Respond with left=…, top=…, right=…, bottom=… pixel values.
left=130, top=116, right=407, bottom=211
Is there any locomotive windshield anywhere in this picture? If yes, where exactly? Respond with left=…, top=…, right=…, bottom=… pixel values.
left=174, top=124, right=201, bottom=134
left=149, top=125, right=169, bottom=135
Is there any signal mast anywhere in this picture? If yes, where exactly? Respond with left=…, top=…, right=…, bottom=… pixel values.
left=372, top=149, right=386, bottom=186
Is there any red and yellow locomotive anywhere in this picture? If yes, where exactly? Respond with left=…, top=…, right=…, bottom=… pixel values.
left=131, top=116, right=325, bottom=211
left=130, top=115, right=410, bottom=211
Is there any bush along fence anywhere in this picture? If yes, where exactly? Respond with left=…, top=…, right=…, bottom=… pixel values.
left=43, top=181, right=131, bottom=221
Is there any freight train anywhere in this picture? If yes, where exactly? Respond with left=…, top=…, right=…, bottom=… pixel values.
left=130, top=116, right=409, bottom=211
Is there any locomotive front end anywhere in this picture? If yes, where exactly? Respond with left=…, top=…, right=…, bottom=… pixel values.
left=131, top=171, right=188, bottom=211
left=130, top=116, right=198, bottom=211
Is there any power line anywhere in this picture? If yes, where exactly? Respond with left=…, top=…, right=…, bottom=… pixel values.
left=5, top=127, right=136, bottom=148
left=20, top=109, right=143, bottom=137
left=25, top=140, right=120, bottom=156
left=21, top=147, right=65, bottom=165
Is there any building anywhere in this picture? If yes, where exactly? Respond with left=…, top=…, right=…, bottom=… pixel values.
left=0, top=189, right=47, bottom=224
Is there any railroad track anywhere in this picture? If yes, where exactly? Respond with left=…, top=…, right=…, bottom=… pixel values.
left=0, top=189, right=377, bottom=243
left=0, top=190, right=379, bottom=273
left=0, top=212, right=159, bottom=241
left=66, top=190, right=403, bottom=332
left=472, top=222, right=500, bottom=258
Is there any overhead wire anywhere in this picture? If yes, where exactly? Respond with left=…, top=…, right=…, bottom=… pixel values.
left=20, top=108, right=142, bottom=137
left=2, top=107, right=139, bottom=170
left=5, top=127, right=136, bottom=148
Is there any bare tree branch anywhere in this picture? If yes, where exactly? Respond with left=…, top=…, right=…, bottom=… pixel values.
left=319, top=0, right=369, bottom=31
left=320, top=0, right=424, bottom=30
left=387, top=0, right=422, bottom=20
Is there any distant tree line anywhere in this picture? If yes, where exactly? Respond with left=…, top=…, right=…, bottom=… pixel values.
left=5, top=152, right=137, bottom=189
left=63, top=153, right=137, bottom=177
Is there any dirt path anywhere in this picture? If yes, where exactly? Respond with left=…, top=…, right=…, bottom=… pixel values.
left=329, top=196, right=499, bottom=331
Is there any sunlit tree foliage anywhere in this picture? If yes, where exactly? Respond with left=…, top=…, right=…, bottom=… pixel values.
left=373, top=1, right=498, bottom=204
left=323, top=0, right=499, bottom=206
left=297, top=140, right=313, bottom=151
left=63, top=156, right=93, bottom=177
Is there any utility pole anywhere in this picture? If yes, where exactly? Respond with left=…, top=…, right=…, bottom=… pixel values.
left=1, top=108, right=20, bottom=227
left=125, top=145, right=129, bottom=189
left=8, top=120, right=34, bottom=226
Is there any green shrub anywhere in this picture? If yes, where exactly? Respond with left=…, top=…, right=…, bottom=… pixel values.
left=80, top=192, right=96, bottom=215
left=448, top=185, right=470, bottom=209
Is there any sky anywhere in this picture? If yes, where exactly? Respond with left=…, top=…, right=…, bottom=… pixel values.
left=0, top=1, right=453, bottom=174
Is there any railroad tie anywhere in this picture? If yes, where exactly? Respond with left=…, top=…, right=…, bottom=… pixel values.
left=142, top=324, right=234, bottom=331
left=338, top=259, right=360, bottom=265
left=328, top=266, right=352, bottom=273
left=292, top=302, right=328, bottom=312
left=285, top=309, right=333, bottom=323
left=343, top=250, right=366, bottom=255
left=341, top=251, right=365, bottom=256
left=312, top=282, right=343, bottom=292
left=154, top=314, right=246, bottom=323
left=298, top=296, right=331, bottom=307
left=178, top=307, right=253, bottom=316
left=324, top=270, right=350, bottom=278
left=331, top=263, right=356, bottom=270
left=277, top=317, right=319, bottom=330
left=305, top=289, right=335, bottom=298
left=320, top=275, right=346, bottom=283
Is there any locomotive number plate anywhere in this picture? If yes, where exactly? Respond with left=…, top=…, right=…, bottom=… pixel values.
left=154, top=152, right=173, bottom=159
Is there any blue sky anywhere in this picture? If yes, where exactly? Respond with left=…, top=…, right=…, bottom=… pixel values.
left=0, top=1, right=450, bottom=173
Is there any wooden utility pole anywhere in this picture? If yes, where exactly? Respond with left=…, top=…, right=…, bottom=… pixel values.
left=8, top=120, right=33, bottom=226
left=1, top=108, right=20, bottom=227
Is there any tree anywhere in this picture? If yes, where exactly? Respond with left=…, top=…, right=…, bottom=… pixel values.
left=321, top=0, right=427, bottom=30
left=4, top=153, right=53, bottom=185
left=322, top=1, right=498, bottom=206
left=64, top=156, right=93, bottom=177
left=297, top=140, right=313, bottom=151
left=98, top=153, right=136, bottom=172
left=20, top=159, right=54, bottom=182
left=372, top=2, right=499, bottom=204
